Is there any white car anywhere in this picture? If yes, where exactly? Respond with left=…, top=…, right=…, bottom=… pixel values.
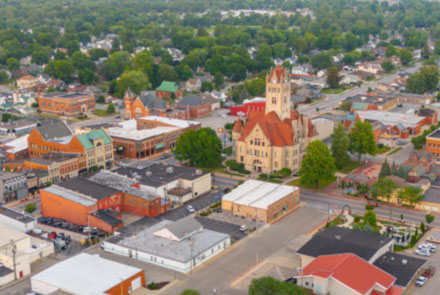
left=416, top=276, right=427, bottom=287
left=418, top=243, right=436, bottom=253
left=415, top=249, right=431, bottom=257
left=186, top=205, right=195, bottom=213
left=239, top=225, right=248, bottom=232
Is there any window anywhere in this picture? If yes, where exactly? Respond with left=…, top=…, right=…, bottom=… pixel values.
left=274, top=151, right=278, bottom=158
left=272, top=97, right=277, bottom=104
left=286, top=151, right=289, bottom=157
left=274, top=161, right=278, bottom=168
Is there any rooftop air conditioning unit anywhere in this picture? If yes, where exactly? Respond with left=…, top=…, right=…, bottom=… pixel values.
left=402, top=259, right=407, bottom=265
left=146, top=171, right=152, bottom=177
left=166, top=167, right=174, bottom=174
left=195, top=169, right=202, bottom=175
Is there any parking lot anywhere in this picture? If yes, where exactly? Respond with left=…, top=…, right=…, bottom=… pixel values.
left=195, top=217, right=247, bottom=240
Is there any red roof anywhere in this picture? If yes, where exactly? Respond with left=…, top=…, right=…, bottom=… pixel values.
left=268, top=65, right=286, bottom=82
left=232, top=119, right=243, bottom=132
left=301, top=254, right=396, bottom=295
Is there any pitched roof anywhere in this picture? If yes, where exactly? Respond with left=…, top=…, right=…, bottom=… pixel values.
left=37, top=120, right=72, bottom=140
left=297, top=226, right=393, bottom=261
left=163, top=216, right=203, bottom=240
left=139, top=91, right=167, bottom=110
left=156, top=81, right=180, bottom=93
left=300, top=254, right=396, bottom=295
left=232, top=119, right=243, bottom=132
left=418, top=108, right=436, bottom=117
left=76, top=130, right=111, bottom=150
left=178, top=94, right=204, bottom=107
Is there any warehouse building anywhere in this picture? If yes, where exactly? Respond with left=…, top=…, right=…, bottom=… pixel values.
left=31, top=253, right=145, bottom=295
left=222, top=180, right=300, bottom=223
left=102, top=216, right=230, bottom=273
left=0, top=205, right=36, bottom=232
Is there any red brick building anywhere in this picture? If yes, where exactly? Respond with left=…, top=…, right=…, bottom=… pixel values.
left=230, top=97, right=266, bottom=117
left=38, top=92, right=95, bottom=116
left=155, top=81, right=183, bottom=99
left=176, top=94, right=213, bottom=118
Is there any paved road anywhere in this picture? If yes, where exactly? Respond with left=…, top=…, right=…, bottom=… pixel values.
left=348, top=142, right=413, bottom=165
left=301, top=191, right=440, bottom=228
left=299, top=63, right=422, bottom=117
left=166, top=207, right=327, bottom=295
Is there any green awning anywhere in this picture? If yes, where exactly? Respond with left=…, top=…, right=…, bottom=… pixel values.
left=155, top=143, right=166, bottom=149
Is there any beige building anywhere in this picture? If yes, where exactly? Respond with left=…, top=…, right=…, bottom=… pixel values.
left=222, top=180, right=300, bottom=223
left=232, top=65, right=316, bottom=174
left=76, top=129, right=114, bottom=170
left=17, top=75, right=38, bottom=89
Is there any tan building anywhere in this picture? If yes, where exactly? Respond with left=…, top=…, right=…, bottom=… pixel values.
left=17, top=75, right=38, bottom=89
left=222, top=180, right=300, bottom=223
left=232, top=65, right=316, bottom=174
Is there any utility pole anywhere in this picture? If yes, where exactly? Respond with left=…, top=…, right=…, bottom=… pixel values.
left=11, top=239, right=17, bottom=281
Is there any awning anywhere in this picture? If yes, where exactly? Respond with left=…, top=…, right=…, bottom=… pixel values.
left=155, top=143, right=166, bottom=149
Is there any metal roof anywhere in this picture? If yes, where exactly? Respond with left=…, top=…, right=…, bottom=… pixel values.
left=76, top=129, right=112, bottom=150
left=42, top=185, right=96, bottom=207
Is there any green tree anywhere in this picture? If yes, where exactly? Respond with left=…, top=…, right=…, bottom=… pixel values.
left=249, top=276, right=307, bottom=295
left=25, top=203, right=36, bottom=213
left=100, top=51, right=132, bottom=80
left=214, top=72, right=224, bottom=89
left=255, top=44, right=273, bottom=71
left=327, top=66, right=340, bottom=89
left=363, top=210, right=377, bottom=227
left=398, top=49, right=413, bottom=66
left=349, top=121, right=376, bottom=162
left=106, top=103, right=115, bottom=114
left=158, top=64, right=178, bottom=82
left=398, top=186, right=424, bottom=205
left=175, top=64, right=193, bottom=81
left=311, top=52, right=333, bottom=70
left=381, top=60, right=394, bottom=73
left=421, top=221, right=426, bottom=233
left=96, top=95, right=105, bottom=104
left=385, top=45, right=396, bottom=57
left=426, top=214, right=435, bottom=227
left=66, top=40, right=80, bottom=56
left=397, top=166, right=407, bottom=178
left=379, top=159, right=391, bottom=178
left=391, top=162, right=398, bottom=175
left=331, top=125, right=350, bottom=169
left=45, top=60, right=75, bottom=83
left=89, top=48, right=108, bottom=61
left=180, top=290, right=200, bottom=295
left=339, top=101, right=353, bottom=112
left=370, top=178, right=397, bottom=219
left=6, top=57, right=19, bottom=70
left=174, top=128, right=222, bottom=168
left=300, top=140, right=336, bottom=189
left=133, top=50, right=154, bottom=78
left=78, top=69, right=98, bottom=85
left=116, top=70, right=150, bottom=98
left=201, top=81, right=213, bottom=92
left=70, top=52, right=95, bottom=70
left=0, top=71, right=9, bottom=84
left=54, top=50, right=67, bottom=60
left=435, top=39, right=440, bottom=55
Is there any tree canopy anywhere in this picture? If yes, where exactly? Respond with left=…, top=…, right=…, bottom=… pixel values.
left=349, top=121, right=376, bottom=162
left=249, top=276, right=307, bottom=295
left=300, top=140, right=336, bottom=188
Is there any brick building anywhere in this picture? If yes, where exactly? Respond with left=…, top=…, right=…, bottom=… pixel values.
left=426, top=128, right=440, bottom=159
left=155, top=81, right=183, bottom=99
left=124, top=90, right=188, bottom=120
left=38, top=92, right=95, bottom=116
left=176, top=94, right=213, bottom=118
left=230, top=97, right=266, bottom=117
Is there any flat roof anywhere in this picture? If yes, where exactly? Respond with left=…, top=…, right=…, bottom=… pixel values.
left=42, top=185, right=96, bottom=207
left=140, top=116, right=200, bottom=128
left=346, top=94, right=396, bottom=105
left=422, top=187, right=440, bottom=204
left=31, top=253, right=142, bottom=295
left=107, top=126, right=179, bottom=141
left=427, top=129, right=440, bottom=139
left=222, top=180, right=297, bottom=209
left=373, top=252, right=426, bottom=287
left=0, top=224, right=28, bottom=247
left=107, top=219, right=229, bottom=263
left=57, top=178, right=119, bottom=201
left=41, top=92, right=92, bottom=99
left=357, top=111, right=425, bottom=128
left=0, top=206, right=35, bottom=224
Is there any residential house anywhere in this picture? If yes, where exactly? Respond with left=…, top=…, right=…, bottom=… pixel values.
left=155, top=81, right=183, bottom=99
left=355, top=61, right=383, bottom=76
left=16, top=75, right=38, bottom=90
left=182, top=78, right=201, bottom=92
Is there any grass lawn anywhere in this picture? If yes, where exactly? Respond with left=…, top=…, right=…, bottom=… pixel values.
left=257, top=176, right=283, bottom=184
left=376, top=144, right=391, bottom=154
left=336, top=160, right=362, bottom=174
left=388, top=147, right=402, bottom=155
left=94, top=109, right=113, bottom=117
left=287, top=177, right=335, bottom=190
left=322, top=85, right=351, bottom=94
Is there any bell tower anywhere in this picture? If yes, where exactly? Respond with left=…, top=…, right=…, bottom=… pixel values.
left=265, top=65, right=291, bottom=121
left=124, top=88, right=135, bottom=119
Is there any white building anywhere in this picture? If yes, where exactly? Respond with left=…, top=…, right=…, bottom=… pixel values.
left=0, top=225, right=53, bottom=285
left=31, top=253, right=145, bottom=295
left=102, top=216, right=230, bottom=273
left=0, top=206, right=36, bottom=232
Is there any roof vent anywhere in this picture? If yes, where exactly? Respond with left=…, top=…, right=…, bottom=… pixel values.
left=195, top=169, right=202, bottom=175
left=166, top=167, right=174, bottom=174
left=334, top=235, right=341, bottom=240
left=146, top=171, right=152, bottom=177
left=402, top=259, right=407, bottom=265
left=360, top=96, right=366, bottom=101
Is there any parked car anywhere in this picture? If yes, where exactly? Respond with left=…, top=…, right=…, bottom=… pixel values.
left=239, top=225, right=248, bottom=232
left=54, top=238, right=67, bottom=250
left=48, top=232, right=57, bottom=240
left=216, top=208, right=222, bottom=213
left=416, top=276, right=427, bottom=287
left=160, top=154, right=171, bottom=160
left=423, top=266, right=436, bottom=278
left=285, top=277, right=298, bottom=284
left=418, top=243, right=436, bottom=253
left=186, top=205, right=196, bottom=213
left=415, top=249, right=431, bottom=257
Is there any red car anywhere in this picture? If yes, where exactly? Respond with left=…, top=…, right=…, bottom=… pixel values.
left=48, top=232, right=57, bottom=240
left=423, top=266, right=436, bottom=278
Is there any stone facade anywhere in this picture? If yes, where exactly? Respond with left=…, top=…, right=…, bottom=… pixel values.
left=232, top=65, right=315, bottom=174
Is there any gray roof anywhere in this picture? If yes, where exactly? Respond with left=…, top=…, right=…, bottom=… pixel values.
left=26, top=153, right=79, bottom=165
left=108, top=219, right=230, bottom=263
left=114, top=163, right=208, bottom=188
left=165, top=216, right=202, bottom=240
left=57, top=178, right=119, bottom=200
left=0, top=206, right=35, bottom=224
left=0, top=172, right=24, bottom=181
left=41, top=92, right=91, bottom=99
left=0, top=266, right=14, bottom=277
left=91, top=210, right=122, bottom=228
left=139, top=91, right=167, bottom=110
left=37, top=120, right=72, bottom=140
left=178, top=94, right=204, bottom=107
left=422, top=187, right=440, bottom=204
left=42, top=185, right=96, bottom=206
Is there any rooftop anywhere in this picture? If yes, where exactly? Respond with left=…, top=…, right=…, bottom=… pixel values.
left=373, top=252, right=426, bottom=287
left=156, top=81, right=180, bottom=93
left=25, top=153, right=79, bottom=166
left=222, top=180, right=297, bottom=209
left=0, top=224, right=28, bottom=247
left=0, top=205, right=35, bottom=224
left=31, top=253, right=142, bottom=295
left=356, top=111, right=425, bottom=128
left=178, top=94, right=204, bottom=107
left=42, top=185, right=96, bottom=207
left=140, top=116, right=200, bottom=129
left=36, top=120, right=73, bottom=141
left=107, top=126, right=179, bottom=141
left=90, top=210, right=122, bottom=228
left=164, top=216, right=203, bottom=241
left=76, top=129, right=112, bottom=150
left=427, top=129, right=440, bottom=139
left=422, top=187, right=440, bottom=204
left=347, top=94, right=396, bottom=106
left=4, top=135, right=29, bottom=154
left=0, top=171, right=24, bottom=181
left=114, top=163, right=208, bottom=188
left=108, top=219, right=229, bottom=263
left=57, top=178, right=119, bottom=201
left=41, top=92, right=92, bottom=100
left=297, top=227, right=393, bottom=261
left=0, top=120, right=37, bottom=130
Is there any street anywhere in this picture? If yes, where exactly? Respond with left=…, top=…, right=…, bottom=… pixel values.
left=299, top=63, right=422, bottom=117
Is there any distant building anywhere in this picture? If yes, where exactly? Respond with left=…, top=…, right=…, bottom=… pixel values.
left=176, top=94, right=214, bottom=118
left=102, top=216, right=230, bottom=273
left=222, top=180, right=300, bottom=223
left=346, top=94, right=398, bottom=111
left=38, top=92, right=95, bottom=116
left=0, top=172, right=28, bottom=203
left=3, top=135, right=29, bottom=161
left=16, top=75, right=38, bottom=89
left=31, top=253, right=145, bottom=295
left=373, top=91, right=435, bottom=104
left=0, top=120, right=37, bottom=137
left=229, top=97, right=266, bottom=117
left=426, top=128, right=440, bottom=159
left=0, top=205, right=36, bottom=232
left=155, top=81, right=183, bottom=99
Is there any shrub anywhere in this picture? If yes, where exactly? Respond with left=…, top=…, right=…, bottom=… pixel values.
left=354, top=216, right=361, bottom=223
left=25, top=203, right=36, bottom=213
left=259, top=173, right=268, bottom=179
left=359, top=185, right=368, bottom=194
left=278, top=168, right=292, bottom=177
left=225, top=160, right=250, bottom=174
left=365, top=204, right=375, bottom=211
